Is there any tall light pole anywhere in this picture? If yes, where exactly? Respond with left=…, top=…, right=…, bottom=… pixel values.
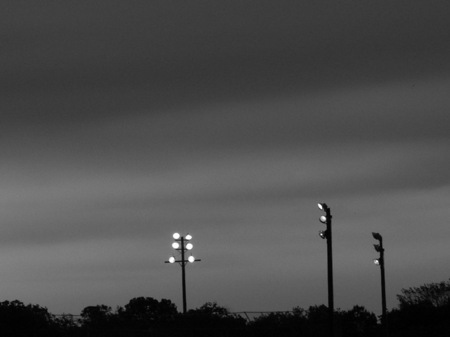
left=372, top=232, right=387, bottom=336
left=318, top=203, right=334, bottom=337
left=165, top=233, right=201, bottom=314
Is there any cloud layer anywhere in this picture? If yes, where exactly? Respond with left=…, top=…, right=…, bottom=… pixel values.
left=1, top=1, right=449, bottom=314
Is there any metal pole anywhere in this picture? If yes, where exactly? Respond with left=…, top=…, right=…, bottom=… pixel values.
left=326, top=208, right=334, bottom=337
left=181, top=236, right=187, bottom=314
left=166, top=233, right=201, bottom=315
left=380, top=240, right=387, bottom=336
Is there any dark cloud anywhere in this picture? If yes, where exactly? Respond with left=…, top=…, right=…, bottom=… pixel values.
left=2, top=1, right=450, bottom=127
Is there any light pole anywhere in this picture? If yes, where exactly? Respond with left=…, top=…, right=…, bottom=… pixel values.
left=318, top=203, right=334, bottom=337
left=372, top=232, right=388, bottom=336
left=165, top=232, right=201, bottom=314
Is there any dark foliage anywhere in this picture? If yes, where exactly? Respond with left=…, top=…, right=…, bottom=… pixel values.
left=53, top=314, right=80, bottom=337
left=0, top=300, right=57, bottom=337
left=249, top=305, right=378, bottom=337
left=79, top=304, right=117, bottom=337
left=78, top=297, right=178, bottom=337
left=1, top=279, right=449, bottom=336
left=336, top=305, right=378, bottom=337
left=250, top=308, right=307, bottom=337
left=178, top=302, right=247, bottom=337
left=397, top=278, right=450, bottom=309
left=388, top=279, right=450, bottom=337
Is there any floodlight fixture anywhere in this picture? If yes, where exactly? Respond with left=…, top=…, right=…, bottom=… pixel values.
left=316, top=202, right=334, bottom=336
left=165, top=233, right=201, bottom=314
left=372, top=231, right=387, bottom=335
left=319, top=230, right=327, bottom=239
left=372, top=232, right=382, bottom=241
left=318, top=203, right=328, bottom=211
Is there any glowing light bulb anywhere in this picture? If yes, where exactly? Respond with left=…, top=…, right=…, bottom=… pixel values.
left=319, top=230, right=327, bottom=239
left=318, top=203, right=328, bottom=211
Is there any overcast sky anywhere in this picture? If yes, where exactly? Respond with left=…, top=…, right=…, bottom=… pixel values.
left=1, top=1, right=450, bottom=315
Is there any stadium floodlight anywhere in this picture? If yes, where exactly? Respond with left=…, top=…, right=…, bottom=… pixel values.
left=318, top=203, right=329, bottom=211
left=372, top=232, right=387, bottom=335
left=317, top=203, right=334, bottom=337
left=165, top=233, right=201, bottom=314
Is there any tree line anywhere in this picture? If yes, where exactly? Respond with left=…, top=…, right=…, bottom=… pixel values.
left=0, top=279, right=448, bottom=337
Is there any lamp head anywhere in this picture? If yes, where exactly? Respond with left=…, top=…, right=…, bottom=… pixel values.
left=318, top=203, right=328, bottom=211
left=373, top=244, right=383, bottom=252
left=173, top=233, right=181, bottom=240
left=372, top=232, right=382, bottom=241
left=185, top=234, right=192, bottom=241
left=319, top=230, right=327, bottom=239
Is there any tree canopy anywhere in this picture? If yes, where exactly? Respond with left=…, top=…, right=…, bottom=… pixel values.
left=1, top=279, right=449, bottom=336
left=397, top=278, right=450, bottom=309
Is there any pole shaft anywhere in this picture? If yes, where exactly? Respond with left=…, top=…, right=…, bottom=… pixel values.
left=380, top=247, right=387, bottom=336
left=327, top=209, right=334, bottom=337
left=181, top=236, right=187, bottom=314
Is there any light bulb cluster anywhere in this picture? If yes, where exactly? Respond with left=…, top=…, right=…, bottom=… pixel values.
left=166, top=232, right=199, bottom=264
left=372, top=232, right=384, bottom=267
left=317, top=203, right=331, bottom=240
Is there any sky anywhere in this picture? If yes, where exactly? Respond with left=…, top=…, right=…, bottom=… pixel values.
left=1, top=1, right=450, bottom=316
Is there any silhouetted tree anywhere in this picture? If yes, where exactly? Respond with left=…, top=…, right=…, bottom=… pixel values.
left=304, top=304, right=330, bottom=337
left=250, top=308, right=307, bottom=337
left=80, top=304, right=116, bottom=336
left=116, top=297, right=178, bottom=336
left=179, top=302, right=246, bottom=337
left=0, top=300, right=56, bottom=336
left=120, top=297, right=177, bottom=323
left=388, top=279, right=450, bottom=337
left=52, top=314, right=80, bottom=337
left=191, top=301, right=230, bottom=317
left=4, top=278, right=450, bottom=337
left=338, top=305, right=378, bottom=337
left=397, top=278, right=450, bottom=309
